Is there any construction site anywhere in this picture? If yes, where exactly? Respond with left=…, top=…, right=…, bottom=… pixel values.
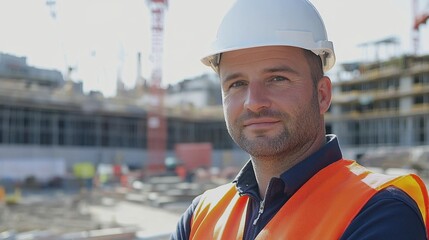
left=0, top=174, right=230, bottom=240
left=0, top=1, right=244, bottom=238
left=1, top=0, right=429, bottom=239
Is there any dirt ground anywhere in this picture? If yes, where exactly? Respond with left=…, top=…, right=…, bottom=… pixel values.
left=0, top=187, right=185, bottom=238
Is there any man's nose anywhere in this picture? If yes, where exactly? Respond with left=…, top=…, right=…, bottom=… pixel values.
left=244, top=82, right=271, bottom=112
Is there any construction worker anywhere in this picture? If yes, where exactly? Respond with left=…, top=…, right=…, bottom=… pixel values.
left=171, top=0, right=429, bottom=239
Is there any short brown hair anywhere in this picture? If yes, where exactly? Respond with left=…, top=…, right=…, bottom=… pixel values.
left=303, top=49, right=324, bottom=87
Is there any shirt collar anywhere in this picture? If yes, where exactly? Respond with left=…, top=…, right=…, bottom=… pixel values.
left=234, top=134, right=343, bottom=197
left=280, top=134, right=342, bottom=196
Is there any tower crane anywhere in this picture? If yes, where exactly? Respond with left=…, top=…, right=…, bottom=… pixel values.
left=46, top=0, right=77, bottom=82
left=145, top=0, right=168, bottom=175
left=413, top=0, right=429, bottom=54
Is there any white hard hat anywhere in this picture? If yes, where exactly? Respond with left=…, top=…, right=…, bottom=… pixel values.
left=201, top=0, right=336, bottom=73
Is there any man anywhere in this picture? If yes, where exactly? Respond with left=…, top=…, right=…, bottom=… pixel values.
left=171, top=0, right=429, bottom=239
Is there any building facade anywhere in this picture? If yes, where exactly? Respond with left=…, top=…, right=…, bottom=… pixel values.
left=0, top=53, right=246, bottom=173
left=326, top=55, right=429, bottom=168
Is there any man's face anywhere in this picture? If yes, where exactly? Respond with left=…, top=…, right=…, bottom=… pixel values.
left=219, top=46, right=327, bottom=159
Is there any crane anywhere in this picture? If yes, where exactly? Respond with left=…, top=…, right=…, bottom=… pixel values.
left=413, top=0, right=429, bottom=54
left=46, top=0, right=72, bottom=81
left=145, top=0, right=168, bottom=175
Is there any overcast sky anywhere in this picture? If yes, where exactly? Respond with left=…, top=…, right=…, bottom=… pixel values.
left=0, top=0, right=428, bottom=96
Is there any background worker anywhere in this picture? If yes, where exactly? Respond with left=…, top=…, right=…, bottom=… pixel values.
left=171, top=0, right=429, bottom=239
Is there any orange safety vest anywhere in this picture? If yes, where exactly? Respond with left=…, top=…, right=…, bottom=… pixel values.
left=190, top=159, right=429, bottom=239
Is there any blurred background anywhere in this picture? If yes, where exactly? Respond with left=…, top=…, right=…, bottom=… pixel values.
left=0, top=0, right=428, bottom=239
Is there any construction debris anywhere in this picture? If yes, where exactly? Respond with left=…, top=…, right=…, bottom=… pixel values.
left=0, top=176, right=224, bottom=240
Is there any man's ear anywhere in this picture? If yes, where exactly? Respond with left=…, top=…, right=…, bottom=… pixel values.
left=317, top=76, right=332, bottom=114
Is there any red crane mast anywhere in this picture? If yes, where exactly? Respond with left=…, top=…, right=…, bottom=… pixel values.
left=413, top=0, right=429, bottom=54
left=146, top=0, right=168, bottom=175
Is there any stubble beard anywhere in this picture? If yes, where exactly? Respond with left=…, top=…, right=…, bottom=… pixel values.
left=227, top=110, right=297, bottom=159
left=237, top=126, right=291, bottom=158
left=227, top=96, right=321, bottom=159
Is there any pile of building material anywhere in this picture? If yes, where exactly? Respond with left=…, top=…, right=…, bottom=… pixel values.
left=0, top=190, right=121, bottom=238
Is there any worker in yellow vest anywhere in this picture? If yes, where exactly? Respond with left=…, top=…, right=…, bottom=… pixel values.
left=171, top=0, right=429, bottom=239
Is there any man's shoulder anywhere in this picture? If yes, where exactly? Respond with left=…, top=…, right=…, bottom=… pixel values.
left=183, top=182, right=236, bottom=215
left=366, top=186, right=424, bottom=219
left=169, top=183, right=236, bottom=240
left=341, top=186, right=427, bottom=239
left=371, top=186, right=423, bottom=205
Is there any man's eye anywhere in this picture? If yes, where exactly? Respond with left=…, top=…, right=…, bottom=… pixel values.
left=229, top=81, right=246, bottom=89
left=272, top=76, right=287, bottom=82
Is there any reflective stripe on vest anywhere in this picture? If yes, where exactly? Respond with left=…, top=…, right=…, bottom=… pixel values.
left=190, top=159, right=429, bottom=240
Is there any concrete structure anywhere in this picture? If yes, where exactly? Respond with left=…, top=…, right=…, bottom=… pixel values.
left=165, top=74, right=221, bottom=109
left=326, top=54, right=429, bottom=162
left=0, top=52, right=247, bottom=173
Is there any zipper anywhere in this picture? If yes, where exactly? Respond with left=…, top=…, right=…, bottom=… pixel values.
left=253, top=199, right=265, bottom=226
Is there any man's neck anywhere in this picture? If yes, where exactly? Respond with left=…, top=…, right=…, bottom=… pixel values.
left=252, top=135, right=326, bottom=198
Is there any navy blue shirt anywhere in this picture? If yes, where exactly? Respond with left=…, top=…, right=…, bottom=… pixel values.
left=171, top=135, right=427, bottom=239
